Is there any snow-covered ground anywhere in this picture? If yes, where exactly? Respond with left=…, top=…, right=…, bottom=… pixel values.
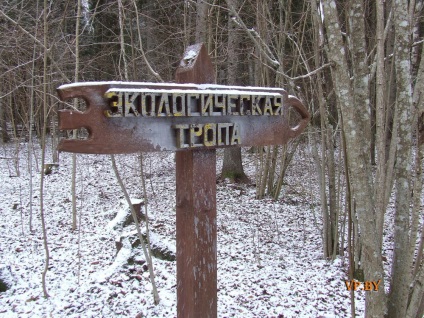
left=0, top=141, right=365, bottom=317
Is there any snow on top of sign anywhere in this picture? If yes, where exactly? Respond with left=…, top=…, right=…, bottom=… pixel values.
left=184, top=49, right=198, bottom=60
left=57, top=81, right=158, bottom=89
left=106, top=88, right=283, bottom=97
left=196, top=83, right=285, bottom=92
left=57, top=81, right=287, bottom=93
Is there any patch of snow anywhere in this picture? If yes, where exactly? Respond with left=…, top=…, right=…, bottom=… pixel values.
left=58, top=81, right=289, bottom=93
left=93, top=238, right=132, bottom=283
left=184, top=49, right=198, bottom=60
left=106, top=200, right=128, bottom=230
left=0, top=142, right=371, bottom=317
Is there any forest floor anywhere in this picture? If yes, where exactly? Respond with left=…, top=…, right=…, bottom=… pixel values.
left=0, top=140, right=368, bottom=317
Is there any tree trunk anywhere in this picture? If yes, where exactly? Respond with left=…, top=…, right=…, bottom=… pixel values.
left=388, top=1, right=414, bottom=316
left=71, top=0, right=82, bottom=231
left=0, top=85, right=10, bottom=143
left=222, top=147, right=248, bottom=182
left=39, top=0, right=50, bottom=298
left=310, top=0, right=338, bottom=259
left=321, top=1, right=387, bottom=316
left=195, top=0, right=208, bottom=44
left=221, top=0, right=248, bottom=183
left=375, top=0, right=388, bottom=250
left=406, top=264, right=424, bottom=318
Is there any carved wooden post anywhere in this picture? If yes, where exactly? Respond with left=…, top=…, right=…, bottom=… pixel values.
left=175, top=43, right=217, bottom=318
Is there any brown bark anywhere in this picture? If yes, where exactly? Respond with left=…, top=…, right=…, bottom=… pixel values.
left=221, top=0, right=248, bottom=183
left=222, top=148, right=249, bottom=182
left=0, top=87, right=10, bottom=143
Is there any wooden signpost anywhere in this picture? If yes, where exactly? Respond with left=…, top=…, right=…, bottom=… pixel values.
left=57, top=43, right=309, bottom=318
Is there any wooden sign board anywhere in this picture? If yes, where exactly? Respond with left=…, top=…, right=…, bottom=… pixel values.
left=57, top=43, right=309, bottom=318
left=57, top=83, right=309, bottom=154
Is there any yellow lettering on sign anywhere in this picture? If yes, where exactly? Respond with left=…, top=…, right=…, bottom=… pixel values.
left=201, top=94, right=213, bottom=116
left=141, top=93, right=156, bottom=116
left=239, top=95, right=250, bottom=115
left=203, top=123, right=216, bottom=146
left=124, top=92, right=140, bottom=117
left=217, top=123, right=231, bottom=146
left=231, top=124, right=241, bottom=145
left=172, top=93, right=185, bottom=116
left=157, top=93, right=171, bottom=116
left=105, top=90, right=286, bottom=118
left=174, top=124, right=190, bottom=148
left=104, top=91, right=123, bottom=117
left=173, top=123, right=241, bottom=149
left=273, top=96, right=283, bottom=115
left=263, top=96, right=273, bottom=115
left=189, top=124, right=203, bottom=147
left=187, top=93, right=200, bottom=116
left=227, top=95, right=239, bottom=115
left=213, top=95, right=226, bottom=116
left=251, top=96, right=263, bottom=115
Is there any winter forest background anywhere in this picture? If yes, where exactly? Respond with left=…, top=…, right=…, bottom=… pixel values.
left=0, top=0, right=423, bottom=317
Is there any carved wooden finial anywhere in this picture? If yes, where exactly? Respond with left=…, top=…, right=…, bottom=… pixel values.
left=175, top=43, right=215, bottom=84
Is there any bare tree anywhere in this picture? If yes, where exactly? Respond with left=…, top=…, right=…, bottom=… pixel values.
left=388, top=1, right=417, bottom=316
left=1, top=1, right=423, bottom=315
left=220, top=0, right=248, bottom=183
left=321, top=1, right=387, bottom=315
left=39, top=0, right=50, bottom=298
left=71, top=0, right=82, bottom=231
